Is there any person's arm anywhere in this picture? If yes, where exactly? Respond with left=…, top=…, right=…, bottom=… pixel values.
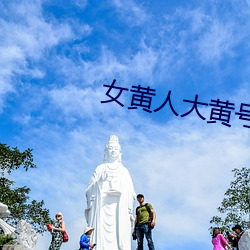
left=225, top=241, right=232, bottom=250
left=89, top=243, right=96, bottom=249
left=229, top=233, right=237, bottom=239
left=132, top=214, right=138, bottom=235
left=150, top=208, right=156, bottom=227
left=219, top=234, right=232, bottom=250
left=80, top=234, right=91, bottom=248
left=52, top=221, right=65, bottom=232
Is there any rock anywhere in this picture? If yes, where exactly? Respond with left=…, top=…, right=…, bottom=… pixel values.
left=238, top=229, right=250, bottom=250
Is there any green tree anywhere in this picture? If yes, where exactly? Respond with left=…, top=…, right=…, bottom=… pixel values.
left=210, top=167, right=250, bottom=232
left=0, top=143, right=52, bottom=233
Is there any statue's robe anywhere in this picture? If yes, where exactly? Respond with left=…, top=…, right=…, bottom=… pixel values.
left=85, top=163, right=135, bottom=250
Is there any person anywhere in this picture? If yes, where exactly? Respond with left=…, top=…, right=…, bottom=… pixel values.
left=133, top=194, right=156, bottom=250
left=230, top=225, right=244, bottom=250
left=211, top=227, right=232, bottom=250
left=85, top=135, right=136, bottom=250
left=48, top=212, right=66, bottom=250
left=226, top=231, right=238, bottom=249
left=79, top=227, right=96, bottom=250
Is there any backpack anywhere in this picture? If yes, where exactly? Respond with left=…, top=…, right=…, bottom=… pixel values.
left=136, top=203, right=154, bottom=229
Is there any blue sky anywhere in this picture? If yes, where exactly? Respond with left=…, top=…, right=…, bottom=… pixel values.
left=1, top=0, right=250, bottom=249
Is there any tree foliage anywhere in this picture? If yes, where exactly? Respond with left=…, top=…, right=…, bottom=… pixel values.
left=0, top=144, right=36, bottom=175
left=0, top=234, right=14, bottom=246
left=0, top=143, right=52, bottom=233
left=210, top=167, right=250, bottom=232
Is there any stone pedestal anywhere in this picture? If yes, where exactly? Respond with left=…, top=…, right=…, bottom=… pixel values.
left=2, top=246, right=26, bottom=250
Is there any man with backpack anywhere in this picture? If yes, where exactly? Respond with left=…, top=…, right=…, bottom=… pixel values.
left=132, top=194, right=156, bottom=250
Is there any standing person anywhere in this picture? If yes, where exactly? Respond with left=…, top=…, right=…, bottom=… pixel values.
left=48, top=212, right=66, bottom=250
left=133, top=194, right=156, bottom=250
left=230, top=225, right=244, bottom=250
left=79, top=227, right=96, bottom=250
left=211, top=227, right=232, bottom=250
left=85, top=135, right=136, bottom=250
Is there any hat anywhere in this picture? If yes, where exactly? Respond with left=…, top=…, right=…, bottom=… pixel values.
left=55, top=212, right=63, bottom=218
left=84, top=227, right=94, bottom=234
left=232, top=225, right=243, bottom=231
left=136, top=194, right=144, bottom=198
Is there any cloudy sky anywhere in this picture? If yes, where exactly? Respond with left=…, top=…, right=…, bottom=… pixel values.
left=1, top=0, right=250, bottom=249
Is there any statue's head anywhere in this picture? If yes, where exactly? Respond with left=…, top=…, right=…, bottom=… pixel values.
left=0, top=202, right=10, bottom=218
left=104, top=135, right=122, bottom=163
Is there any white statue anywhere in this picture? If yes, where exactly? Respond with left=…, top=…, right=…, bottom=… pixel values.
left=0, top=202, right=15, bottom=235
left=0, top=203, right=37, bottom=250
left=0, top=202, right=11, bottom=218
left=13, top=220, right=38, bottom=250
left=85, top=135, right=136, bottom=250
left=239, top=229, right=250, bottom=250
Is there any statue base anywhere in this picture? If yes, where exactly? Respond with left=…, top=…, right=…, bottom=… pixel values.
left=1, top=245, right=26, bottom=250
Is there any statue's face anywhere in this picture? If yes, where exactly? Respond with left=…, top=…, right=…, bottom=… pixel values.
left=107, top=142, right=121, bottom=160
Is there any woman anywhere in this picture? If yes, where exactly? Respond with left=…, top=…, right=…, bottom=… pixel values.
left=79, top=227, right=96, bottom=250
left=49, top=212, right=66, bottom=250
left=212, top=227, right=232, bottom=250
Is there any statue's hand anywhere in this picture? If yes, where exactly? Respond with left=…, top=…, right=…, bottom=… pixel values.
left=129, top=213, right=135, bottom=222
left=101, top=171, right=108, bottom=181
left=86, top=195, right=95, bottom=208
left=88, top=201, right=93, bottom=208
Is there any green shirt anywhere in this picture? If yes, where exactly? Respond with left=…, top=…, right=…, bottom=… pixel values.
left=136, top=203, right=153, bottom=225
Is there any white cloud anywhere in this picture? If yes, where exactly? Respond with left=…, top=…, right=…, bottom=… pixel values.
left=127, top=43, right=158, bottom=84
left=158, top=7, right=241, bottom=68
left=112, top=0, right=148, bottom=26
left=48, top=84, right=129, bottom=120
left=0, top=1, right=74, bottom=110
left=189, top=8, right=210, bottom=33
left=81, top=48, right=128, bottom=84
left=73, top=0, right=87, bottom=9
left=79, top=45, right=158, bottom=87
left=0, top=2, right=73, bottom=58
left=196, top=20, right=235, bottom=63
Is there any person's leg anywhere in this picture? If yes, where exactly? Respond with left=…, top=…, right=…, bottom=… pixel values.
left=49, top=238, right=55, bottom=250
left=145, top=225, right=155, bottom=250
left=52, top=238, right=62, bottom=250
left=136, top=224, right=146, bottom=250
